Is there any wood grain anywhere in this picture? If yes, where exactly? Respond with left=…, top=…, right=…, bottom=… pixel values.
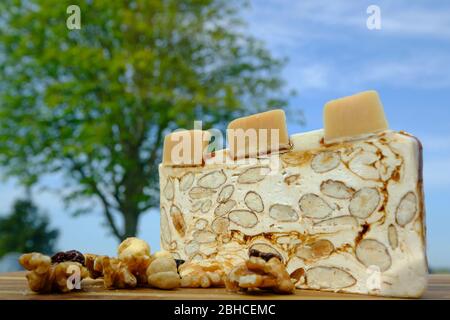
left=0, top=272, right=449, bottom=300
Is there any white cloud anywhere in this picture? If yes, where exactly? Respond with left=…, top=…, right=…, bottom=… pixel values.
left=357, top=56, right=450, bottom=89
left=382, top=5, right=450, bottom=39
left=280, top=52, right=450, bottom=93
left=245, top=0, right=450, bottom=92
left=247, top=0, right=450, bottom=43
left=244, top=0, right=360, bottom=49
left=285, top=63, right=330, bottom=90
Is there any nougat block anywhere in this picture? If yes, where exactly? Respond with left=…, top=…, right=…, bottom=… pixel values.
left=324, top=91, right=389, bottom=143
left=159, top=130, right=427, bottom=298
left=227, top=109, right=290, bottom=159
left=159, top=92, right=427, bottom=298
left=162, top=130, right=211, bottom=166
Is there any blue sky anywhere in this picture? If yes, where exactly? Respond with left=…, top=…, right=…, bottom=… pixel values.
left=1, top=0, right=449, bottom=267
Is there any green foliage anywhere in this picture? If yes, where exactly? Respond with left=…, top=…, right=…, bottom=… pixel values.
left=0, top=0, right=292, bottom=240
left=0, top=199, right=59, bottom=257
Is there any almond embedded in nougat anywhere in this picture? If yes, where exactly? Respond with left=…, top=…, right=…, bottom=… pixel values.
left=162, top=130, right=211, bottom=166
left=324, top=90, right=389, bottom=143
left=227, top=109, right=290, bottom=159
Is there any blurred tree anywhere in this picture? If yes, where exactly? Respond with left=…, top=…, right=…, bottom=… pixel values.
left=0, top=199, right=59, bottom=258
left=0, top=0, right=293, bottom=241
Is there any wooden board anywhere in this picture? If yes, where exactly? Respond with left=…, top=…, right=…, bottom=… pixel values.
left=0, top=272, right=449, bottom=300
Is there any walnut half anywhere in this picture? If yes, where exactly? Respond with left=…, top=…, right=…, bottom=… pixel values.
left=179, top=260, right=226, bottom=288
left=225, top=256, right=295, bottom=294
left=19, top=253, right=88, bottom=293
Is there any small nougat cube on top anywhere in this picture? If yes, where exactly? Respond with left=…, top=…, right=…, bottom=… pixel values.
left=162, top=130, right=211, bottom=166
left=227, top=109, right=290, bottom=159
left=324, top=90, right=389, bottom=143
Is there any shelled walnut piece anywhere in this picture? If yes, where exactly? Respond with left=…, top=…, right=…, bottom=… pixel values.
left=83, top=239, right=182, bottom=290
left=85, top=250, right=182, bottom=290
left=226, top=256, right=295, bottom=294
left=84, top=254, right=149, bottom=288
left=84, top=238, right=180, bottom=289
left=84, top=253, right=105, bottom=279
left=117, top=237, right=153, bottom=285
left=178, top=260, right=226, bottom=288
left=102, top=256, right=139, bottom=289
left=21, top=238, right=297, bottom=295
left=19, top=252, right=89, bottom=293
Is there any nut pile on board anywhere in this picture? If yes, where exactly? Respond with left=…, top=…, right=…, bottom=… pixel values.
left=19, top=237, right=185, bottom=293
left=19, top=237, right=297, bottom=296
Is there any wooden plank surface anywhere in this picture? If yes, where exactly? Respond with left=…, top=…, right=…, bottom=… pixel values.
left=0, top=272, right=449, bottom=300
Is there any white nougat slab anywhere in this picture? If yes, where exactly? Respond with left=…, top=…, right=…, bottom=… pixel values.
left=159, top=129, right=427, bottom=298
